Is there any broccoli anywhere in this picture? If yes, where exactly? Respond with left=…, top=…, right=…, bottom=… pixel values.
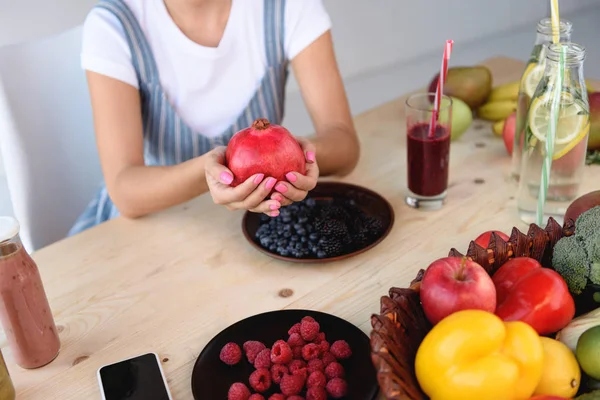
left=552, top=206, right=600, bottom=295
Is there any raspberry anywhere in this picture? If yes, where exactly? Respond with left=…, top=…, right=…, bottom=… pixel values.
left=228, top=382, right=251, bottom=400
left=254, top=349, right=272, bottom=369
left=270, top=363, right=288, bottom=384
left=300, top=320, right=320, bottom=342
left=307, top=359, right=324, bottom=374
left=292, top=346, right=304, bottom=360
left=330, top=340, right=352, bottom=360
left=268, top=395, right=286, bottom=400
left=306, top=387, right=327, bottom=400
left=287, top=323, right=301, bottom=335
left=243, top=341, right=266, bottom=364
left=220, top=342, right=242, bottom=366
left=271, top=340, right=293, bottom=364
left=302, top=343, right=320, bottom=361
left=313, top=332, right=326, bottom=344
left=326, top=377, right=348, bottom=398
left=306, top=370, right=326, bottom=388
left=248, top=395, right=264, bottom=400
left=301, top=316, right=316, bottom=323
left=289, top=359, right=306, bottom=372
left=280, top=373, right=305, bottom=396
left=318, top=340, right=330, bottom=354
left=321, top=351, right=336, bottom=367
left=288, top=397, right=305, bottom=400
left=249, top=368, right=271, bottom=393
left=325, top=362, right=345, bottom=379
left=287, top=333, right=305, bottom=347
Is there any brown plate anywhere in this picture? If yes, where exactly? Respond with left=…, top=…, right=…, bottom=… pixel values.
left=242, top=181, right=394, bottom=263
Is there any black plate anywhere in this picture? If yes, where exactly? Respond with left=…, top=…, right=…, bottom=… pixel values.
left=191, top=309, right=379, bottom=399
left=242, top=182, right=395, bottom=263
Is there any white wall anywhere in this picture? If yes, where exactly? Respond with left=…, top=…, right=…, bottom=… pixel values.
left=1, top=0, right=599, bottom=219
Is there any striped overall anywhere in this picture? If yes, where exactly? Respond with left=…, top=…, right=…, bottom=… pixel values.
left=69, top=0, right=288, bottom=235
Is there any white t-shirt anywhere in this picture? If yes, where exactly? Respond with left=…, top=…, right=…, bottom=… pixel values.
left=81, top=0, right=331, bottom=137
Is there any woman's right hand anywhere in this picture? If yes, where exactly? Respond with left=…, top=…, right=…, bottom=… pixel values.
left=205, top=147, right=282, bottom=216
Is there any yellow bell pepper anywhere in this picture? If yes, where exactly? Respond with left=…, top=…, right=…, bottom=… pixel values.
left=415, top=309, right=544, bottom=400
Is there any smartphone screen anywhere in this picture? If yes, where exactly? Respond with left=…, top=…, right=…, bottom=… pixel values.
left=98, top=353, right=172, bottom=400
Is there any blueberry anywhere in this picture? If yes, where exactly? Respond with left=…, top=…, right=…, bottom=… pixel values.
left=300, top=236, right=308, bottom=243
left=284, top=225, right=292, bottom=231
left=317, top=251, right=326, bottom=258
left=269, top=244, right=277, bottom=251
left=306, top=198, right=316, bottom=207
left=280, top=249, right=290, bottom=257
left=260, top=237, right=272, bottom=246
left=282, top=217, right=292, bottom=223
left=291, top=235, right=299, bottom=242
left=298, top=216, right=308, bottom=224
left=295, top=242, right=302, bottom=250
left=309, top=233, right=319, bottom=241
left=296, top=228, right=306, bottom=237
left=283, top=231, right=292, bottom=238
left=293, top=223, right=303, bottom=231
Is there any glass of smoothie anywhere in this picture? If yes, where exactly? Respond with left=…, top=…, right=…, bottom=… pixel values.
left=0, top=217, right=60, bottom=369
left=404, top=93, right=452, bottom=210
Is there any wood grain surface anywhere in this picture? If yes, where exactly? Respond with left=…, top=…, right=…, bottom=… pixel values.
left=4, top=57, right=599, bottom=399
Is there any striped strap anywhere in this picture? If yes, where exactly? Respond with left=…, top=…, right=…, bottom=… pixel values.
left=95, top=0, right=160, bottom=86
left=264, top=0, right=286, bottom=67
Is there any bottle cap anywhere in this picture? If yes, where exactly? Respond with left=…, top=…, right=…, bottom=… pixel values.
left=0, top=217, right=19, bottom=243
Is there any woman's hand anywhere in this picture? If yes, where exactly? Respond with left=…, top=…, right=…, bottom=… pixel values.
left=270, top=138, right=319, bottom=206
left=205, top=147, right=282, bottom=216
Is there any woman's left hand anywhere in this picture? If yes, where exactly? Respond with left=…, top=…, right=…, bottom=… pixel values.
left=270, top=138, right=319, bottom=206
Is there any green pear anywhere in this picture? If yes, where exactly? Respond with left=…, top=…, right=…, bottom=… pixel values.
left=449, top=97, right=473, bottom=141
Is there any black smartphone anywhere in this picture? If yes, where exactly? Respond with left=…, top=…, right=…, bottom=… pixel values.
left=97, top=352, right=173, bottom=400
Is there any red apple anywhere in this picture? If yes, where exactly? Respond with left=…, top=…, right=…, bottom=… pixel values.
left=474, top=230, right=510, bottom=248
left=564, top=190, right=600, bottom=224
left=589, top=92, right=600, bottom=150
left=420, top=257, right=497, bottom=325
left=502, top=112, right=516, bottom=156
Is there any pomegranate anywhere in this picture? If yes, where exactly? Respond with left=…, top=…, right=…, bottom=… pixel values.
left=225, top=118, right=306, bottom=186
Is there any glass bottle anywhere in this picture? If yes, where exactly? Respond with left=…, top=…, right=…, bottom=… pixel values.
left=511, top=18, right=572, bottom=183
left=0, top=217, right=60, bottom=369
left=517, top=43, right=589, bottom=224
left=0, top=351, right=15, bottom=400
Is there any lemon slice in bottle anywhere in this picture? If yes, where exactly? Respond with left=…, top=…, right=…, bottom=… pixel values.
left=527, top=92, right=590, bottom=160
left=522, top=63, right=547, bottom=98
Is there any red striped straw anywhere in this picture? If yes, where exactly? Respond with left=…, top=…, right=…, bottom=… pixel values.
left=429, top=40, right=454, bottom=138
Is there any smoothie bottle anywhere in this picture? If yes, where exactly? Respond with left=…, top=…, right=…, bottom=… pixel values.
left=0, top=217, right=60, bottom=369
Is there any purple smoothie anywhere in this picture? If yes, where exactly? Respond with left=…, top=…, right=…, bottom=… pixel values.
left=407, top=123, right=450, bottom=197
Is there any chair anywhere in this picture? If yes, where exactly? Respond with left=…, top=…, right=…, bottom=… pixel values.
left=0, top=26, right=102, bottom=251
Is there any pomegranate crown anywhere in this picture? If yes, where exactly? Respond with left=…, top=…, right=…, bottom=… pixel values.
left=252, top=118, right=271, bottom=130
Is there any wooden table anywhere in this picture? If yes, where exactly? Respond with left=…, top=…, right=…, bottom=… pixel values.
left=6, top=57, right=600, bottom=399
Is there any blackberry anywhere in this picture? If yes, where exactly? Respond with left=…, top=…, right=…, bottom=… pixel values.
left=319, top=219, right=351, bottom=246
left=320, top=204, right=350, bottom=222
left=317, top=238, right=344, bottom=257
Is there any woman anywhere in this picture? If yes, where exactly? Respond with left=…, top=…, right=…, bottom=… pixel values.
left=69, top=0, right=359, bottom=235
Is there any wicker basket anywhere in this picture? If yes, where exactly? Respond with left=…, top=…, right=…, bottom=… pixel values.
left=369, top=217, right=576, bottom=400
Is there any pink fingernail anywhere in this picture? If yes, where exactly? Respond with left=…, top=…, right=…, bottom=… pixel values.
left=265, top=178, right=276, bottom=190
left=269, top=203, right=280, bottom=210
left=275, top=183, right=288, bottom=193
left=306, top=151, right=316, bottom=163
left=253, top=174, right=265, bottom=184
left=285, top=172, right=297, bottom=183
left=220, top=172, right=233, bottom=185
left=273, top=194, right=283, bottom=202
left=270, top=211, right=279, bottom=217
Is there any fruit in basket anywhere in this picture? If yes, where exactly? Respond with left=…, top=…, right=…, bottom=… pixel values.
left=493, top=257, right=575, bottom=335
left=576, top=325, right=600, bottom=381
left=503, top=112, right=517, bottom=156
left=449, top=97, right=473, bottom=140
left=225, top=118, right=305, bottom=187
left=477, top=100, right=517, bottom=121
left=415, top=309, right=544, bottom=400
left=532, top=337, right=580, bottom=398
left=488, top=81, right=520, bottom=102
left=420, top=257, right=496, bottom=325
left=473, top=230, right=510, bottom=248
left=564, top=190, right=600, bottom=224
left=428, top=66, right=493, bottom=109
left=552, top=206, right=600, bottom=296
left=556, top=307, right=600, bottom=352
